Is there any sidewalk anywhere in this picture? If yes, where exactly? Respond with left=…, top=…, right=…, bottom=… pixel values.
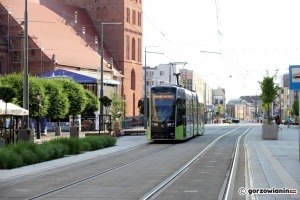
left=244, top=124, right=300, bottom=199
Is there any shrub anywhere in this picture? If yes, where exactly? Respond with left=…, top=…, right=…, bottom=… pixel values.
left=0, top=148, right=24, bottom=169
left=80, top=141, right=92, bottom=152
left=0, top=135, right=116, bottom=169
left=19, top=149, right=39, bottom=165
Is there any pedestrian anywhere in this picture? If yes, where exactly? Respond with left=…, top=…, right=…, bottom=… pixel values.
left=275, top=115, right=282, bottom=131
left=287, top=116, right=292, bottom=128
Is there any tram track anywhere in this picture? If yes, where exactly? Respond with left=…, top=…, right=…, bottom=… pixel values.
left=24, top=143, right=177, bottom=200
left=0, top=126, right=251, bottom=200
left=140, top=125, right=252, bottom=200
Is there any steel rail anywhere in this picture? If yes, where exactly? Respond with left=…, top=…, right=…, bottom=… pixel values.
left=139, top=126, right=243, bottom=200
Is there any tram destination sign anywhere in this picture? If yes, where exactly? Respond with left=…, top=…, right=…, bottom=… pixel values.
left=153, top=94, right=174, bottom=99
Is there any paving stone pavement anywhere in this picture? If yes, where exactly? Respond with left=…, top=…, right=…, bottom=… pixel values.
left=244, top=124, right=300, bottom=200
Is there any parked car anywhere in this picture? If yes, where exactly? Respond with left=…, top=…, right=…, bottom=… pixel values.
left=225, top=117, right=239, bottom=123
left=232, top=118, right=240, bottom=123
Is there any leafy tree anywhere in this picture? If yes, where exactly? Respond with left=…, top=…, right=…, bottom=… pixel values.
left=259, top=71, right=279, bottom=124
left=55, top=79, right=87, bottom=126
left=110, top=91, right=124, bottom=121
left=293, top=99, right=299, bottom=117
left=0, top=85, right=16, bottom=115
left=0, top=86, right=16, bottom=103
left=138, top=99, right=144, bottom=115
left=138, top=98, right=149, bottom=117
left=82, top=89, right=98, bottom=115
left=99, top=96, right=112, bottom=114
left=29, top=76, right=49, bottom=118
left=41, top=79, right=70, bottom=126
left=0, top=73, right=23, bottom=105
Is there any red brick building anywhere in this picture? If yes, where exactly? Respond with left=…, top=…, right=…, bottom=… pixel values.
left=0, top=0, right=143, bottom=117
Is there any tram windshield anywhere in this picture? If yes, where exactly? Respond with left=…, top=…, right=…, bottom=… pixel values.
left=151, top=92, right=176, bottom=122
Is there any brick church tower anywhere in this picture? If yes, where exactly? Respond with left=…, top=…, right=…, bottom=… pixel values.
left=59, top=0, right=143, bottom=117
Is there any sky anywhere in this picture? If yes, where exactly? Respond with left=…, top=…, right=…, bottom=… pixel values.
left=142, top=0, right=300, bottom=101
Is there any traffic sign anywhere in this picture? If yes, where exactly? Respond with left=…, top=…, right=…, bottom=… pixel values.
left=289, top=65, right=300, bottom=90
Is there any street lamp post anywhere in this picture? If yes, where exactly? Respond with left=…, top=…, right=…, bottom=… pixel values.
left=143, top=46, right=163, bottom=130
left=100, top=22, right=121, bottom=130
left=23, top=0, right=29, bottom=129
left=36, top=91, right=42, bottom=139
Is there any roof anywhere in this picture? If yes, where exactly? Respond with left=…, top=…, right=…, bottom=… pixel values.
left=39, top=69, right=119, bottom=85
left=1, top=0, right=110, bottom=71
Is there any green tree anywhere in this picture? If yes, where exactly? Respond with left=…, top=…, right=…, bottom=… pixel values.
left=0, top=86, right=16, bottom=103
left=29, top=77, right=49, bottom=118
left=259, top=71, right=279, bottom=123
left=41, top=79, right=70, bottom=126
left=0, top=73, right=23, bottom=106
left=82, top=89, right=98, bottom=115
left=293, top=99, right=299, bottom=117
left=110, top=91, right=124, bottom=121
left=0, top=85, right=16, bottom=115
left=56, top=79, right=87, bottom=126
left=138, top=98, right=149, bottom=116
left=99, top=96, right=112, bottom=114
left=138, top=99, right=144, bottom=115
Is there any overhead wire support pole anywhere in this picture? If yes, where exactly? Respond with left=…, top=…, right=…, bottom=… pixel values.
left=100, top=22, right=121, bottom=132
left=23, top=0, right=29, bottom=129
left=144, top=46, right=163, bottom=130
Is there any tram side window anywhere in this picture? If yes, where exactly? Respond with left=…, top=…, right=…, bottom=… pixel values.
left=176, top=99, right=185, bottom=126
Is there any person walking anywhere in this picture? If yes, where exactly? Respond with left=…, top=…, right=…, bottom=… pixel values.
left=287, top=116, right=292, bottom=128
left=275, top=115, right=282, bottom=131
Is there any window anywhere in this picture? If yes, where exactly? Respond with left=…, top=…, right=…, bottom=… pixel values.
left=126, top=35, right=130, bottom=60
left=138, top=12, right=142, bottom=26
left=131, top=37, right=136, bottom=60
left=132, top=10, right=136, bottom=25
left=131, top=69, right=136, bottom=90
left=160, top=81, right=164, bottom=85
left=126, top=8, right=130, bottom=23
left=138, top=38, right=141, bottom=62
left=159, top=71, right=164, bottom=76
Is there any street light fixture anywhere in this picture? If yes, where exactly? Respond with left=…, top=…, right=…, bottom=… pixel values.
left=100, top=22, right=122, bottom=130
left=36, top=91, right=42, bottom=139
left=144, top=46, right=163, bottom=130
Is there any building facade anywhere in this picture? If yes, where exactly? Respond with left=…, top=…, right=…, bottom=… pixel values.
left=0, top=0, right=143, bottom=117
left=60, top=0, right=143, bottom=117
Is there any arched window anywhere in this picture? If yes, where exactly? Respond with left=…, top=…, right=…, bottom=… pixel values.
left=131, top=68, right=136, bottom=90
left=131, top=37, right=136, bottom=60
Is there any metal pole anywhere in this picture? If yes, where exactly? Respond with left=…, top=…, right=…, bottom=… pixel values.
left=100, top=22, right=104, bottom=131
left=37, top=105, right=40, bottom=139
left=143, top=46, right=163, bottom=130
left=100, top=22, right=122, bottom=132
left=298, top=90, right=300, bottom=162
left=7, top=9, right=10, bottom=73
left=23, top=0, right=29, bottom=129
left=144, top=47, right=147, bottom=130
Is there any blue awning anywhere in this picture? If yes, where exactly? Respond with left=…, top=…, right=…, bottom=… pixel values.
left=39, top=69, right=97, bottom=83
left=39, top=69, right=119, bottom=85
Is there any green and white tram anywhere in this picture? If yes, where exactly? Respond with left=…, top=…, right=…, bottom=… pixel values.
left=147, top=85, right=205, bottom=141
